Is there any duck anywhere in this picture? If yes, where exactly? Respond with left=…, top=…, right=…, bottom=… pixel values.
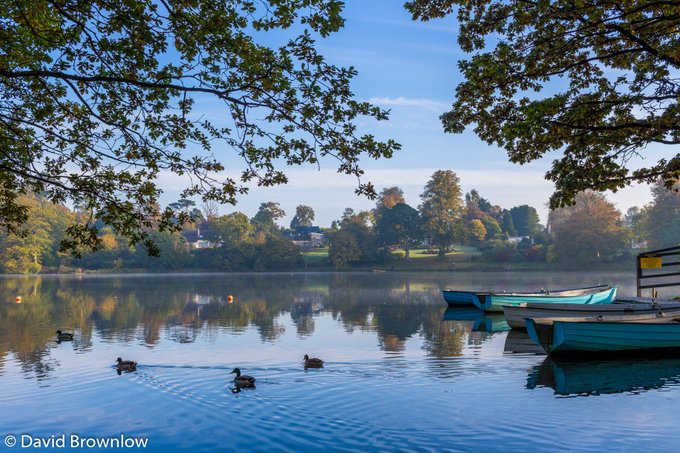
left=116, top=357, right=137, bottom=372
left=304, top=354, right=324, bottom=369
left=230, top=368, right=256, bottom=388
left=55, top=330, right=74, bottom=341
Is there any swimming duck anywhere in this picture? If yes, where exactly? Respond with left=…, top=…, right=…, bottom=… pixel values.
left=304, top=354, right=324, bottom=369
left=55, top=330, right=74, bottom=341
left=230, top=368, right=256, bottom=388
left=116, top=357, right=137, bottom=372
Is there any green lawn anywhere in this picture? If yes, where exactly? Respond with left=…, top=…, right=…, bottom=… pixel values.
left=400, top=246, right=482, bottom=259
left=301, top=246, right=492, bottom=271
left=383, top=247, right=476, bottom=271
left=301, top=247, right=331, bottom=267
left=300, top=245, right=562, bottom=272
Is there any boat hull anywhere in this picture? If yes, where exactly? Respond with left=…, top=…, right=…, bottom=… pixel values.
left=441, top=290, right=485, bottom=307
left=526, top=318, right=680, bottom=357
left=443, top=285, right=616, bottom=312
left=503, top=300, right=680, bottom=329
left=481, top=287, right=616, bottom=312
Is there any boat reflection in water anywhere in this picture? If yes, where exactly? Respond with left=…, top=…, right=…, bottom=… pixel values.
left=527, top=356, right=680, bottom=397
left=442, top=307, right=510, bottom=333
left=503, top=330, right=546, bottom=355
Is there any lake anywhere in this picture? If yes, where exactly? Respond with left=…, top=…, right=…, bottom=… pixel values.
left=1, top=271, right=679, bottom=452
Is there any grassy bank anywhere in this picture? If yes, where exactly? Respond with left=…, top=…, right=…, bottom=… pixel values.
left=301, top=247, right=636, bottom=272
left=40, top=247, right=635, bottom=274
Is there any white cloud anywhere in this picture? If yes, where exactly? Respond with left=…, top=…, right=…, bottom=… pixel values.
left=355, top=17, right=457, bottom=35
left=368, top=96, right=450, bottom=112
left=359, top=168, right=551, bottom=189
left=184, top=167, right=551, bottom=190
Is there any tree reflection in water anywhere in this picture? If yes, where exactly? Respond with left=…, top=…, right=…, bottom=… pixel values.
left=0, top=273, right=540, bottom=381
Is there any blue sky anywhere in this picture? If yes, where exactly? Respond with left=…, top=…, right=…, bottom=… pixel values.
left=160, top=1, right=663, bottom=227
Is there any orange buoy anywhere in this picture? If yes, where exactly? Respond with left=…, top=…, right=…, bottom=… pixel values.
left=15, top=296, right=22, bottom=303
left=227, top=295, right=234, bottom=303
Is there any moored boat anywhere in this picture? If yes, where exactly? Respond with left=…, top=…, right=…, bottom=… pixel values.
left=503, top=299, right=680, bottom=329
left=441, top=290, right=483, bottom=306
left=525, top=318, right=680, bottom=356
left=442, top=284, right=616, bottom=312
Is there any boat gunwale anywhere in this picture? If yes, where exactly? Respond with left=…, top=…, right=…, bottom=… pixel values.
left=443, top=284, right=612, bottom=298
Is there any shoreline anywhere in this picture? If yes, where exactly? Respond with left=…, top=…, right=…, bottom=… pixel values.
left=32, top=261, right=636, bottom=275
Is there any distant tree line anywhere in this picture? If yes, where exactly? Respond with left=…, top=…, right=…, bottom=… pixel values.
left=0, top=174, right=677, bottom=273
left=327, top=174, right=678, bottom=268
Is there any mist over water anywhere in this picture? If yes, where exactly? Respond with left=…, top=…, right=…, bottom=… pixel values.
left=0, top=272, right=678, bottom=452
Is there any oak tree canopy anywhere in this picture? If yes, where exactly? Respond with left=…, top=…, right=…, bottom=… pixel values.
left=406, top=0, right=680, bottom=208
left=1, top=0, right=398, bottom=255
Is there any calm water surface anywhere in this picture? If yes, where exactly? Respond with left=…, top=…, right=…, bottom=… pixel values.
left=0, top=272, right=679, bottom=452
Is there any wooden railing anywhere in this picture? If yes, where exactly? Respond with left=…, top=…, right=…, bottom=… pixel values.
left=637, top=245, right=680, bottom=297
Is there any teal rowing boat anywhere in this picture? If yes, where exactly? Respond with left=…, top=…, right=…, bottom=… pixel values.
left=526, top=318, right=680, bottom=356
left=502, top=298, right=680, bottom=329
left=442, top=284, right=616, bottom=312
